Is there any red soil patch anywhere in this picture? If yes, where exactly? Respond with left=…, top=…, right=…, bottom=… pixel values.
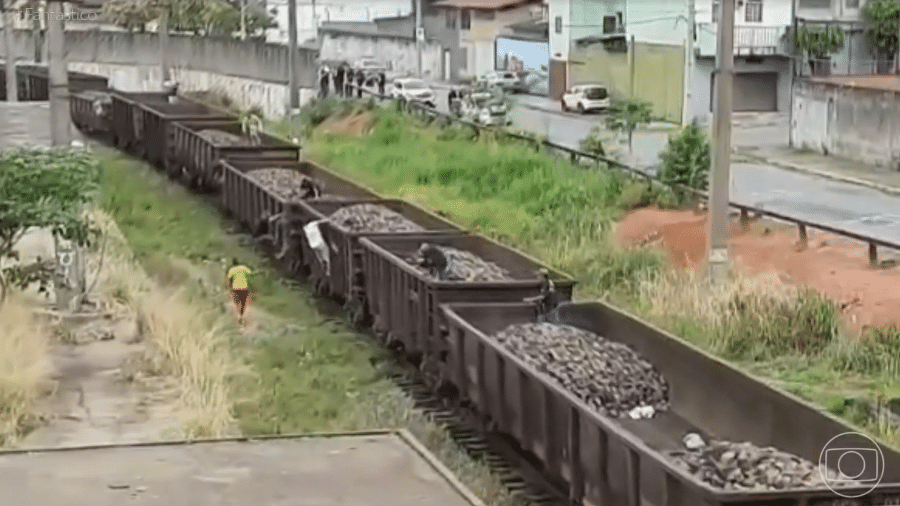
left=617, top=207, right=900, bottom=333
left=319, top=111, right=375, bottom=137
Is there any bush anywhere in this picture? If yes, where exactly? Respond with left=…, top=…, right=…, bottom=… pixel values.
left=658, top=121, right=711, bottom=199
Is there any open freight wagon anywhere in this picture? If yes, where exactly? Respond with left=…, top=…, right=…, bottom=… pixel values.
left=0, top=65, right=107, bottom=101
left=441, top=301, right=900, bottom=506
left=220, top=159, right=382, bottom=272
left=169, top=119, right=300, bottom=190
left=299, top=200, right=463, bottom=308
left=109, top=92, right=232, bottom=163
left=359, top=233, right=575, bottom=362
left=70, top=90, right=112, bottom=136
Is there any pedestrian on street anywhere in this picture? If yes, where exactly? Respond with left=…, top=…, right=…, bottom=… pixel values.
left=378, top=72, right=386, bottom=96
left=448, top=87, right=457, bottom=110
left=319, top=67, right=330, bottom=99
left=226, top=259, right=252, bottom=325
left=356, top=70, right=364, bottom=98
left=335, top=64, right=345, bottom=97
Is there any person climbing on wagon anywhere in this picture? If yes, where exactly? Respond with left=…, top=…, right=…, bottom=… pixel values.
left=226, top=259, right=252, bottom=325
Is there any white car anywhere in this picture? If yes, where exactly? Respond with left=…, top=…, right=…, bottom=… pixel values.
left=390, top=78, right=436, bottom=107
left=561, top=84, right=611, bottom=113
left=480, top=71, right=519, bottom=90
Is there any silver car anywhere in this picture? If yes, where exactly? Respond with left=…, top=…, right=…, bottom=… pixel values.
left=390, top=78, right=436, bottom=108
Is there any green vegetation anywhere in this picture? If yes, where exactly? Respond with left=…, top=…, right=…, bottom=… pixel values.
left=0, top=147, right=100, bottom=304
left=863, top=0, right=900, bottom=70
left=604, top=98, right=654, bottom=156
left=97, top=150, right=526, bottom=506
left=293, top=104, right=900, bottom=447
left=657, top=120, right=711, bottom=201
left=102, top=0, right=276, bottom=36
left=796, top=24, right=846, bottom=74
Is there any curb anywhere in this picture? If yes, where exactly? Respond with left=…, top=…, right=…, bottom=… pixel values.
left=516, top=102, right=679, bottom=131
left=735, top=150, right=900, bottom=197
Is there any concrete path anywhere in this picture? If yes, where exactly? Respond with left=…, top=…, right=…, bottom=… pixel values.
left=0, top=102, right=83, bottom=148
left=0, top=433, right=483, bottom=506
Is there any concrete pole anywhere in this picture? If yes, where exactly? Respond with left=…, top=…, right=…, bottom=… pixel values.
left=47, top=0, right=69, bottom=145
left=708, top=0, right=735, bottom=284
left=2, top=0, right=17, bottom=102
left=286, top=0, right=298, bottom=109
left=32, top=3, right=42, bottom=63
left=311, top=0, right=316, bottom=43
left=160, top=7, right=171, bottom=83
left=240, top=0, right=247, bottom=40
left=629, top=35, right=635, bottom=97
left=682, top=0, right=695, bottom=126
left=415, top=0, right=422, bottom=77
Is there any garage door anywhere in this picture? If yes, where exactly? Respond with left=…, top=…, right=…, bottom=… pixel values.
left=709, top=72, right=778, bottom=112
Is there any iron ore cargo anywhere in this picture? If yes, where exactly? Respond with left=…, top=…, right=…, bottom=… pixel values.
left=6, top=63, right=898, bottom=505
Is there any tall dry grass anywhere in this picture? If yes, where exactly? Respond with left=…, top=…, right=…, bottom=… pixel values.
left=92, top=209, right=237, bottom=438
left=0, top=297, right=50, bottom=445
left=637, top=267, right=839, bottom=360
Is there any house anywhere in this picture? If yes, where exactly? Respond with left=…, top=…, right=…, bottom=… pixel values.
left=428, top=0, right=545, bottom=81
left=548, top=0, right=689, bottom=122
left=795, top=0, right=876, bottom=75
left=691, top=0, right=794, bottom=117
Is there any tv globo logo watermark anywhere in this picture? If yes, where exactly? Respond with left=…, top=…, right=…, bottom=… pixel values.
left=819, top=431, right=886, bottom=498
left=18, top=8, right=98, bottom=21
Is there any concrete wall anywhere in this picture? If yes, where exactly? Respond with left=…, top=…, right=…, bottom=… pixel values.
left=691, top=56, right=792, bottom=116
left=570, top=39, right=684, bottom=121
left=0, top=29, right=319, bottom=117
left=319, top=29, right=442, bottom=80
left=424, top=11, right=461, bottom=81
left=791, top=79, right=900, bottom=169
left=626, top=0, right=685, bottom=45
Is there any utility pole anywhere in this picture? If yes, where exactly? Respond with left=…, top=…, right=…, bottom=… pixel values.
left=311, top=0, right=316, bottom=44
left=415, top=0, right=423, bottom=77
left=287, top=0, right=298, bottom=110
left=47, top=0, right=69, bottom=144
left=160, top=8, right=171, bottom=84
left=2, top=0, right=17, bottom=102
left=708, top=0, right=735, bottom=284
left=240, top=0, right=247, bottom=40
left=682, top=0, right=696, bottom=126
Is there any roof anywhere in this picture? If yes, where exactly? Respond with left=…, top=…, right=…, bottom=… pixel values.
left=433, top=0, right=537, bottom=10
left=806, top=75, right=900, bottom=93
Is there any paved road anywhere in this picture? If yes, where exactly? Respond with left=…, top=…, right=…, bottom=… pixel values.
left=426, top=88, right=900, bottom=246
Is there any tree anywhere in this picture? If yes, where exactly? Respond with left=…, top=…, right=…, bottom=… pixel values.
left=863, top=0, right=900, bottom=73
left=102, top=0, right=275, bottom=37
left=0, top=147, right=100, bottom=305
left=657, top=120, right=711, bottom=202
left=604, top=98, right=653, bottom=157
left=796, top=25, right=845, bottom=76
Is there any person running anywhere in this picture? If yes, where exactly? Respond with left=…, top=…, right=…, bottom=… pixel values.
left=226, top=259, right=252, bottom=324
left=319, top=67, right=330, bottom=98
left=356, top=70, right=365, bottom=98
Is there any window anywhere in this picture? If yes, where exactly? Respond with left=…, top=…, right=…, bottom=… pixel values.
left=617, top=12, right=623, bottom=28
left=745, top=0, right=762, bottom=22
left=555, top=16, right=562, bottom=33
left=461, top=9, right=471, bottom=30
left=602, top=15, right=617, bottom=33
left=712, top=0, right=720, bottom=22
left=799, top=0, right=831, bottom=8
left=846, top=0, right=859, bottom=8
left=460, top=47, right=468, bottom=70
left=445, top=10, right=456, bottom=28
left=474, top=10, right=495, bottom=20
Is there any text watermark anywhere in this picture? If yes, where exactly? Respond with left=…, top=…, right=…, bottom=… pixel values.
left=17, top=8, right=98, bottom=21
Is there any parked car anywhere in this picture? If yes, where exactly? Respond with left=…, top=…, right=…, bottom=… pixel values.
left=480, top=71, right=520, bottom=91
left=390, top=78, right=436, bottom=107
left=561, top=84, right=610, bottom=113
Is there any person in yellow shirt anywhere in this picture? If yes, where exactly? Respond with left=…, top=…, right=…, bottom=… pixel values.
left=226, top=259, right=252, bottom=324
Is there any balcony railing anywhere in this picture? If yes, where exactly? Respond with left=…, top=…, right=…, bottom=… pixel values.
left=695, top=23, right=789, bottom=57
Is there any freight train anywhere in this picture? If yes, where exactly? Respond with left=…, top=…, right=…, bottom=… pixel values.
left=7, top=64, right=900, bottom=506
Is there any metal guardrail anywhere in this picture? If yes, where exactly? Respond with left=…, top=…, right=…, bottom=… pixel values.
left=340, top=83, right=900, bottom=267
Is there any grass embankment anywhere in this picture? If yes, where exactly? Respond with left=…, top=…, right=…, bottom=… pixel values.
left=0, top=298, right=50, bottom=444
left=296, top=103, right=900, bottom=446
left=98, top=150, right=525, bottom=505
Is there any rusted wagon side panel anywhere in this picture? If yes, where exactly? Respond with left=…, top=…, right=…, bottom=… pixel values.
left=170, top=120, right=299, bottom=189
left=110, top=92, right=170, bottom=152
left=299, top=200, right=463, bottom=304
left=442, top=302, right=900, bottom=506
left=358, top=233, right=574, bottom=362
left=70, top=91, right=111, bottom=135
left=137, top=99, right=233, bottom=170
left=20, top=67, right=108, bottom=100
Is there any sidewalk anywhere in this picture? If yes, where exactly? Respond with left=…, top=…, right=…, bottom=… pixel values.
left=736, top=145, right=900, bottom=196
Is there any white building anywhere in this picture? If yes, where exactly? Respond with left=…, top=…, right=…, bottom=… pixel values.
left=265, top=0, right=412, bottom=44
left=691, top=0, right=794, bottom=117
